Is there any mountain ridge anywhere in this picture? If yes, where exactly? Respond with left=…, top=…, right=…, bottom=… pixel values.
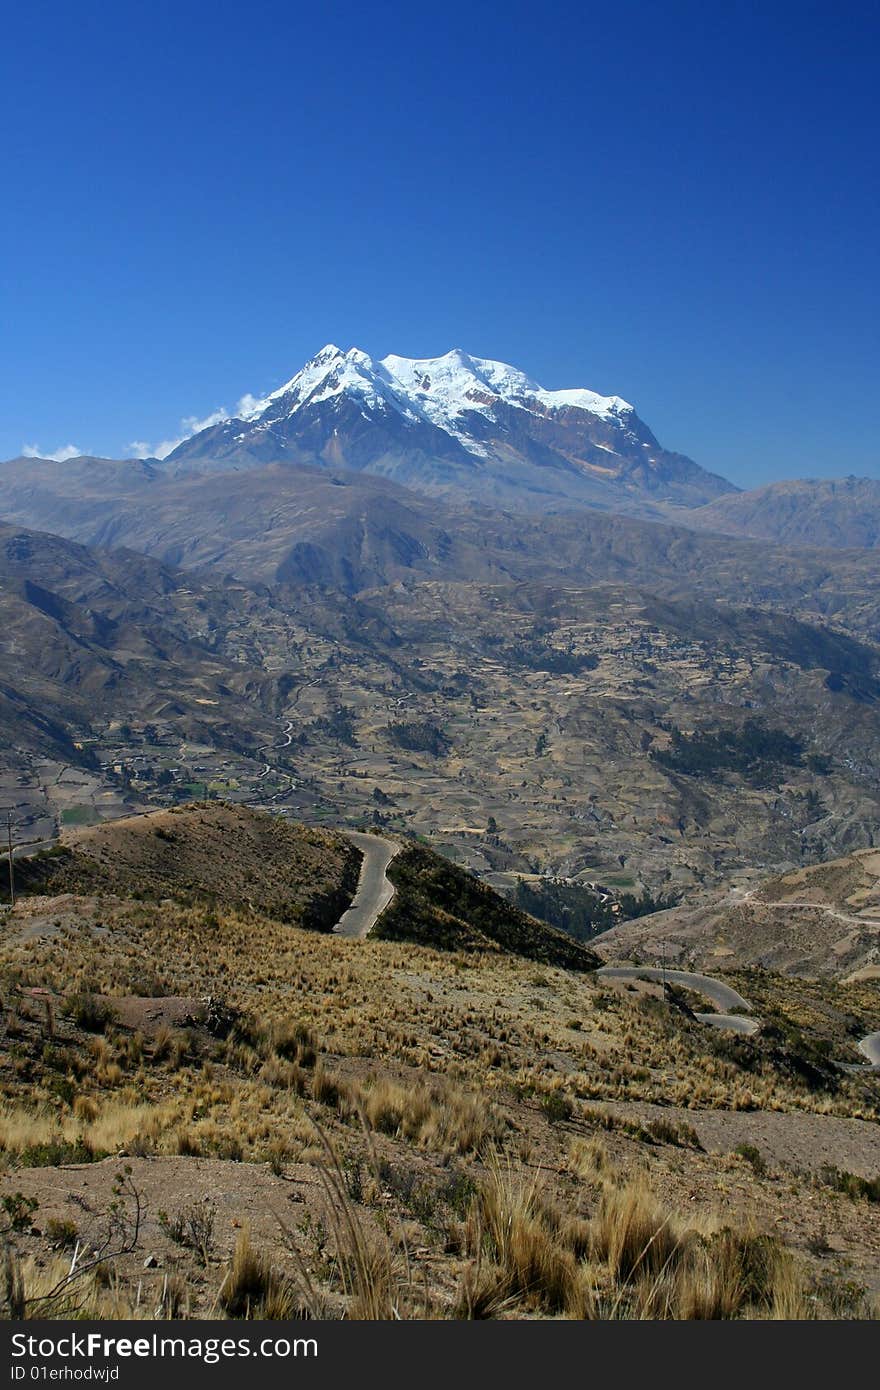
left=688, top=476, right=880, bottom=549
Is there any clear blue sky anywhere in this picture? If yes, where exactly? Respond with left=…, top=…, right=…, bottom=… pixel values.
left=2, top=0, right=878, bottom=486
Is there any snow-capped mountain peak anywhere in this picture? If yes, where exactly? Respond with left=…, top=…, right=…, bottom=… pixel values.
left=234, top=345, right=636, bottom=449
left=160, top=344, right=735, bottom=513
left=236, top=344, right=414, bottom=427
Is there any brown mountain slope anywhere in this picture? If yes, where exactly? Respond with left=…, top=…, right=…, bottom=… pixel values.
left=5, top=458, right=880, bottom=635
left=593, top=847, right=880, bottom=980
left=14, top=804, right=361, bottom=928
left=377, top=841, right=599, bottom=970
left=0, top=522, right=284, bottom=762
left=10, top=803, right=594, bottom=969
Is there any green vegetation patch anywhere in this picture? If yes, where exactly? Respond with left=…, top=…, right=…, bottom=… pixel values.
left=387, top=721, right=450, bottom=757
left=653, top=718, right=803, bottom=788
left=60, top=804, right=101, bottom=827
left=513, top=878, right=677, bottom=943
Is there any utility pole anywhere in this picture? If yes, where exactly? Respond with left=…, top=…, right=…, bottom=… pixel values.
left=5, top=811, right=14, bottom=908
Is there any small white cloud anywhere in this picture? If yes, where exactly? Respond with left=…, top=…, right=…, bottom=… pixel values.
left=22, top=443, right=83, bottom=462
left=235, top=391, right=272, bottom=420
left=126, top=441, right=155, bottom=460
left=127, top=406, right=229, bottom=461
left=182, top=408, right=229, bottom=434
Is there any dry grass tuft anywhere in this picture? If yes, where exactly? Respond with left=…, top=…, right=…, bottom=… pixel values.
left=358, top=1076, right=503, bottom=1155
left=464, top=1157, right=588, bottom=1316
left=590, top=1175, right=684, bottom=1284
left=217, top=1228, right=299, bottom=1319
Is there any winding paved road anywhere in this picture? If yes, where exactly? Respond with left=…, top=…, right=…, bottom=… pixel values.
left=596, top=963, right=880, bottom=1060
left=332, top=832, right=400, bottom=939
left=597, top=966, right=751, bottom=1014
left=696, top=1012, right=760, bottom=1035
left=8, top=804, right=877, bottom=1066
left=598, top=965, right=760, bottom=1036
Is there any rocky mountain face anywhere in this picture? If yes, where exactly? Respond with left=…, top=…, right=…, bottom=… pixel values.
left=160, top=345, right=736, bottom=512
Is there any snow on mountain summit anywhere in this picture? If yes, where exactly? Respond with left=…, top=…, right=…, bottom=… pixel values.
left=380, top=348, right=633, bottom=432
left=231, top=345, right=635, bottom=456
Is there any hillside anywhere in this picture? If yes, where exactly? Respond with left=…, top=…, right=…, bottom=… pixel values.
left=0, top=521, right=283, bottom=764
left=9, top=804, right=593, bottom=968
left=5, top=522, right=880, bottom=903
left=1, top=805, right=878, bottom=1320
left=5, top=462, right=880, bottom=638
left=13, top=804, right=361, bottom=928
left=376, top=841, right=600, bottom=970
left=686, top=477, right=880, bottom=550
left=593, top=847, right=880, bottom=981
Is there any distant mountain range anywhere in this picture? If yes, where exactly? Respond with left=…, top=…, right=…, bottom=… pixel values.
left=4, top=344, right=880, bottom=898
left=686, top=476, right=880, bottom=549
left=7, top=346, right=879, bottom=545
left=3, top=456, right=880, bottom=635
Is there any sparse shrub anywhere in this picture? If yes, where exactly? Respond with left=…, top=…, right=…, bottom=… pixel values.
left=540, top=1090, right=574, bottom=1124
left=1, top=1193, right=38, bottom=1234
left=645, top=1117, right=703, bottom=1149
left=158, top=1201, right=215, bottom=1265
left=213, top=1135, right=244, bottom=1162
left=45, top=1217, right=79, bottom=1249
left=19, top=1138, right=98, bottom=1168
left=820, top=1165, right=880, bottom=1203
left=271, top=1021, right=317, bottom=1067
left=62, top=994, right=115, bottom=1033
left=734, top=1143, right=766, bottom=1175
